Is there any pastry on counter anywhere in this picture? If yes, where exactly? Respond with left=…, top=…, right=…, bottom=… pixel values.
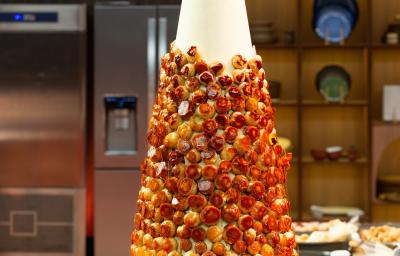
left=294, top=218, right=358, bottom=243
left=360, top=225, right=400, bottom=243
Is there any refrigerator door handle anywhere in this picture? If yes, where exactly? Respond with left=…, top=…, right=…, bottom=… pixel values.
left=158, top=17, right=168, bottom=70
left=147, top=17, right=157, bottom=123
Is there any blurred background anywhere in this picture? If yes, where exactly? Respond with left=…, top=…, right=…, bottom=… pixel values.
left=0, top=0, right=399, bottom=255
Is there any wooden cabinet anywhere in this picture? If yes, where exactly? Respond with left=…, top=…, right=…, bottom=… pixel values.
left=247, top=0, right=400, bottom=221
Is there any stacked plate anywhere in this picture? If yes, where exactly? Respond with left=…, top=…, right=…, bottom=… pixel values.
left=316, top=65, right=351, bottom=103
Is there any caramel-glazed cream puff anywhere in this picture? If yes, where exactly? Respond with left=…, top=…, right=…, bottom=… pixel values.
left=131, top=43, right=298, bottom=256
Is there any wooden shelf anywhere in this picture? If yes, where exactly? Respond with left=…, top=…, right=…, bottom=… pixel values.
left=302, top=156, right=369, bottom=164
left=301, top=43, right=368, bottom=49
left=255, top=43, right=298, bottom=49
left=302, top=100, right=369, bottom=107
left=372, top=44, right=400, bottom=49
left=372, top=120, right=400, bottom=126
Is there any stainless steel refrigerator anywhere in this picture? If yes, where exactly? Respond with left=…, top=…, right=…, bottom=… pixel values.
left=0, top=4, right=86, bottom=256
left=93, top=3, right=180, bottom=256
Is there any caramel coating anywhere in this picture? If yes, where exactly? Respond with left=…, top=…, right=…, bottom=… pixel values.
left=160, top=220, right=176, bottom=237
left=232, top=55, right=247, bottom=69
left=180, top=238, right=192, bottom=252
left=212, top=242, right=226, bottom=255
left=217, top=74, right=233, bottom=87
left=200, top=205, right=221, bottom=225
left=188, top=194, right=207, bottom=211
left=195, top=241, right=208, bottom=254
left=210, top=62, right=225, bottom=75
left=183, top=211, right=201, bottom=227
left=223, top=224, right=242, bottom=244
left=206, top=226, right=223, bottom=242
left=180, top=63, right=195, bottom=78
left=177, top=123, right=193, bottom=140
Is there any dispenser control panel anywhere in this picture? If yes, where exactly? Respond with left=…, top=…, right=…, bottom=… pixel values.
left=0, top=12, right=58, bottom=22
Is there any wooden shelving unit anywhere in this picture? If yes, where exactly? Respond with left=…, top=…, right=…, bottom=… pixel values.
left=247, top=0, right=400, bottom=221
left=302, top=156, right=369, bottom=164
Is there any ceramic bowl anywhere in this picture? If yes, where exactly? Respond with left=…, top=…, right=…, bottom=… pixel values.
left=311, top=149, right=328, bottom=161
left=326, top=146, right=343, bottom=160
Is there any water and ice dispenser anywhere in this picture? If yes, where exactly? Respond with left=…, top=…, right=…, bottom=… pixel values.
left=104, top=96, right=137, bottom=155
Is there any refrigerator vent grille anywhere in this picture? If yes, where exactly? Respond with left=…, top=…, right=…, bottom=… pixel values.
left=0, top=188, right=84, bottom=256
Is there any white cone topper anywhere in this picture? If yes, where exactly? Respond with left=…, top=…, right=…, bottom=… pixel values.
left=175, top=0, right=255, bottom=71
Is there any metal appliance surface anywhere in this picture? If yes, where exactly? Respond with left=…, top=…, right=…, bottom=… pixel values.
left=0, top=4, right=86, bottom=188
left=0, top=4, right=86, bottom=256
left=94, top=3, right=179, bottom=256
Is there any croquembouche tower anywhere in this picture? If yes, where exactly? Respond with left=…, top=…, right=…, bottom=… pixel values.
left=130, top=0, right=298, bottom=255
